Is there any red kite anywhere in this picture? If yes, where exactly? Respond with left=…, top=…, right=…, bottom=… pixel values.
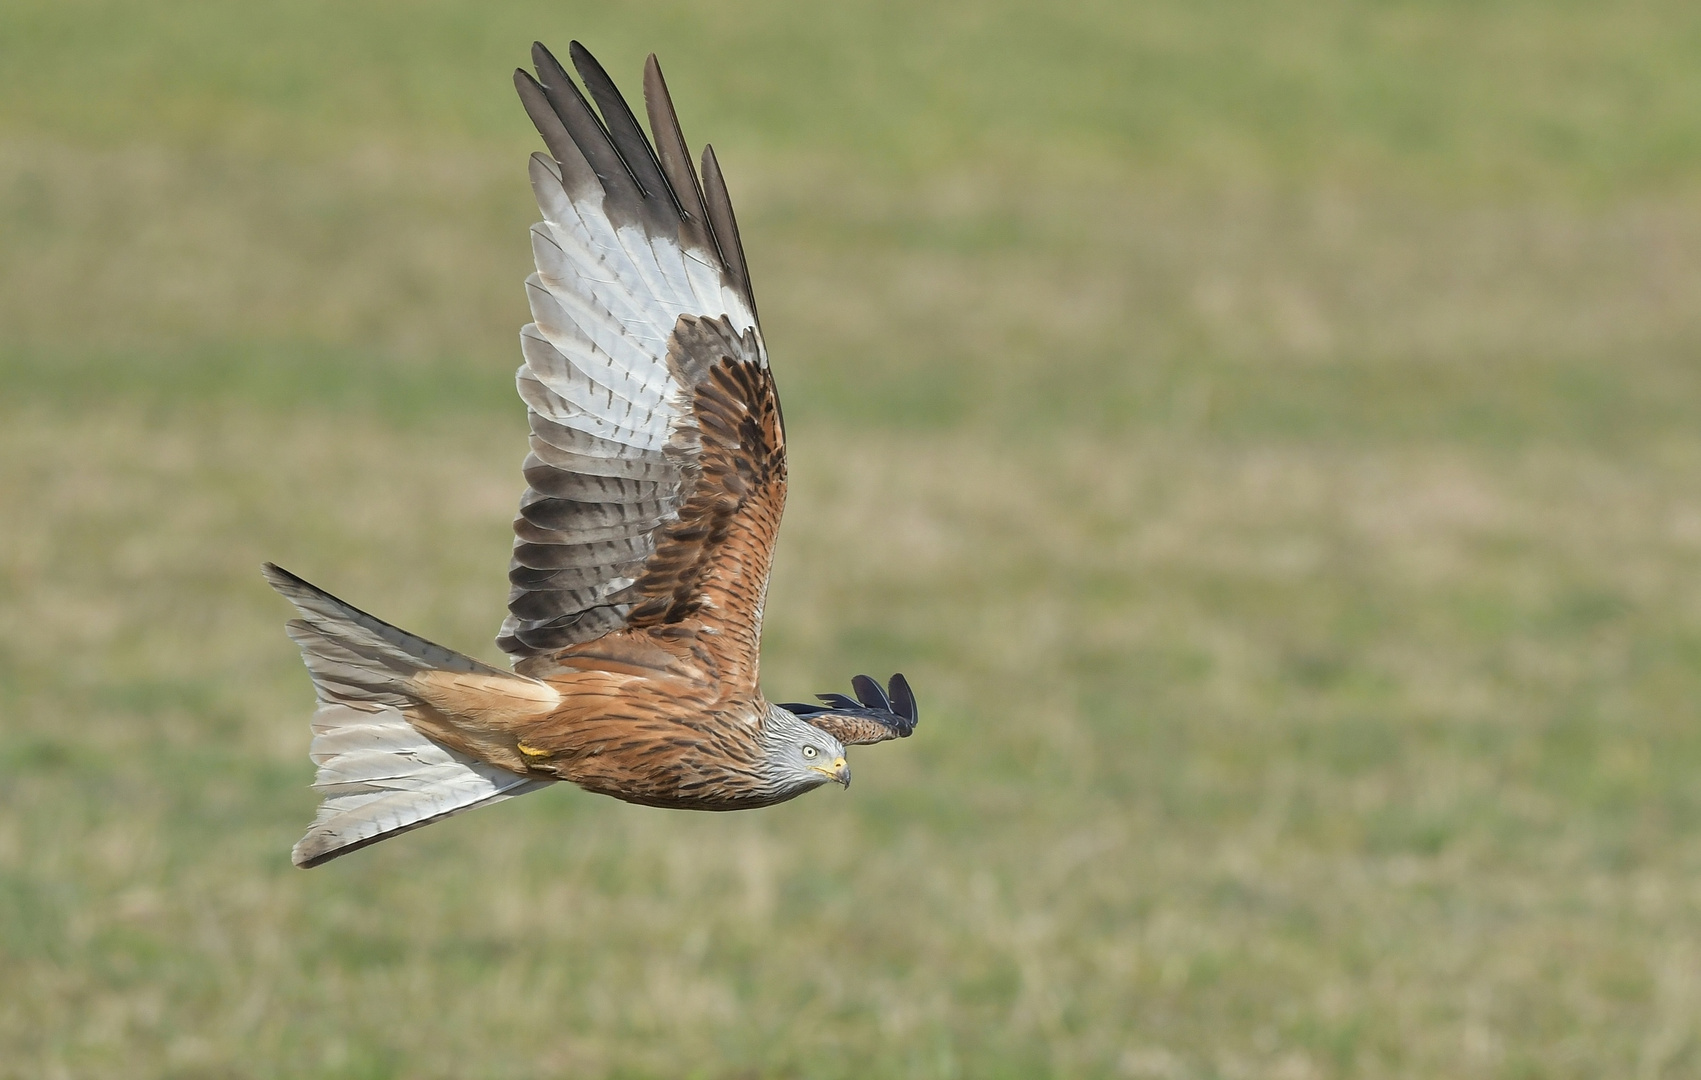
left=266, top=42, right=917, bottom=869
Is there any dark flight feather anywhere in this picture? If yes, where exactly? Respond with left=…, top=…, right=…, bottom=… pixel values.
left=643, top=55, right=720, bottom=266
left=568, top=41, right=682, bottom=231
left=699, top=144, right=757, bottom=324
left=783, top=674, right=920, bottom=745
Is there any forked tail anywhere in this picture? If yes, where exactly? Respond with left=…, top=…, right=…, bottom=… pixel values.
left=263, top=564, right=552, bottom=867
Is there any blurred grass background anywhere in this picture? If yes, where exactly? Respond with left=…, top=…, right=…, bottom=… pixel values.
left=4, top=0, right=1701, bottom=1076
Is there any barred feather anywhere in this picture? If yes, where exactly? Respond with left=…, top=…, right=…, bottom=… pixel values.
left=500, top=41, right=765, bottom=661
left=264, top=565, right=553, bottom=867
left=292, top=703, right=548, bottom=869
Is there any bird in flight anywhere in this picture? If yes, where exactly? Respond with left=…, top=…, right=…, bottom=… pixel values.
left=264, top=41, right=917, bottom=869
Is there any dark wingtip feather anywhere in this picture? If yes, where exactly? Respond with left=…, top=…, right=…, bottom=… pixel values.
left=565, top=39, right=598, bottom=73
left=262, top=562, right=315, bottom=595
left=568, top=39, right=677, bottom=214
left=643, top=51, right=718, bottom=258
left=784, top=673, right=919, bottom=743
left=887, top=673, right=917, bottom=724
left=514, top=67, right=581, bottom=173
left=700, top=143, right=758, bottom=324
left=850, top=674, right=890, bottom=711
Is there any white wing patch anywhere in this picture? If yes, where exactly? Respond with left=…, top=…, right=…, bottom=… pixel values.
left=520, top=153, right=758, bottom=458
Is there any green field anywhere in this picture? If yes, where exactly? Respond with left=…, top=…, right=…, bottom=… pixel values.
left=6, top=1, right=1701, bottom=1076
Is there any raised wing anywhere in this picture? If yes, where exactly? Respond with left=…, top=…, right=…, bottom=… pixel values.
left=500, top=42, right=784, bottom=693
left=782, top=674, right=919, bottom=745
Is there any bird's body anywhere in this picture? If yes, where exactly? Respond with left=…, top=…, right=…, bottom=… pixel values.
left=265, top=42, right=917, bottom=868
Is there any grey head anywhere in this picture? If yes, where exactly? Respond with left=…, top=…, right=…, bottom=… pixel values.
left=758, top=703, right=850, bottom=803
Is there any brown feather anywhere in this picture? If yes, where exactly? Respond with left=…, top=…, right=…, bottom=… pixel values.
left=491, top=317, right=787, bottom=807
left=408, top=316, right=788, bottom=809
left=798, top=712, right=912, bottom=747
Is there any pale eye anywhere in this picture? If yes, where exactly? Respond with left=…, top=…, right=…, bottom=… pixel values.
left=802, top=746, right=819, bottom=759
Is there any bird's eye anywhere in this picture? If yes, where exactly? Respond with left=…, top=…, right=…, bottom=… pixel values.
left=802, top=746, right=818, bottom=759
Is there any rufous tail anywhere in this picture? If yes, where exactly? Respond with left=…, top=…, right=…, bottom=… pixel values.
left=263, top=563, right=552, bottom=868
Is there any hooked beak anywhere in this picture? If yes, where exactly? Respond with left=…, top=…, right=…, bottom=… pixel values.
left=810, top=756, right=851, bottom=788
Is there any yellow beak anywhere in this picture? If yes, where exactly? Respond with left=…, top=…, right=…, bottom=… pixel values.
left=810, top=756, right=851, bottom=788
